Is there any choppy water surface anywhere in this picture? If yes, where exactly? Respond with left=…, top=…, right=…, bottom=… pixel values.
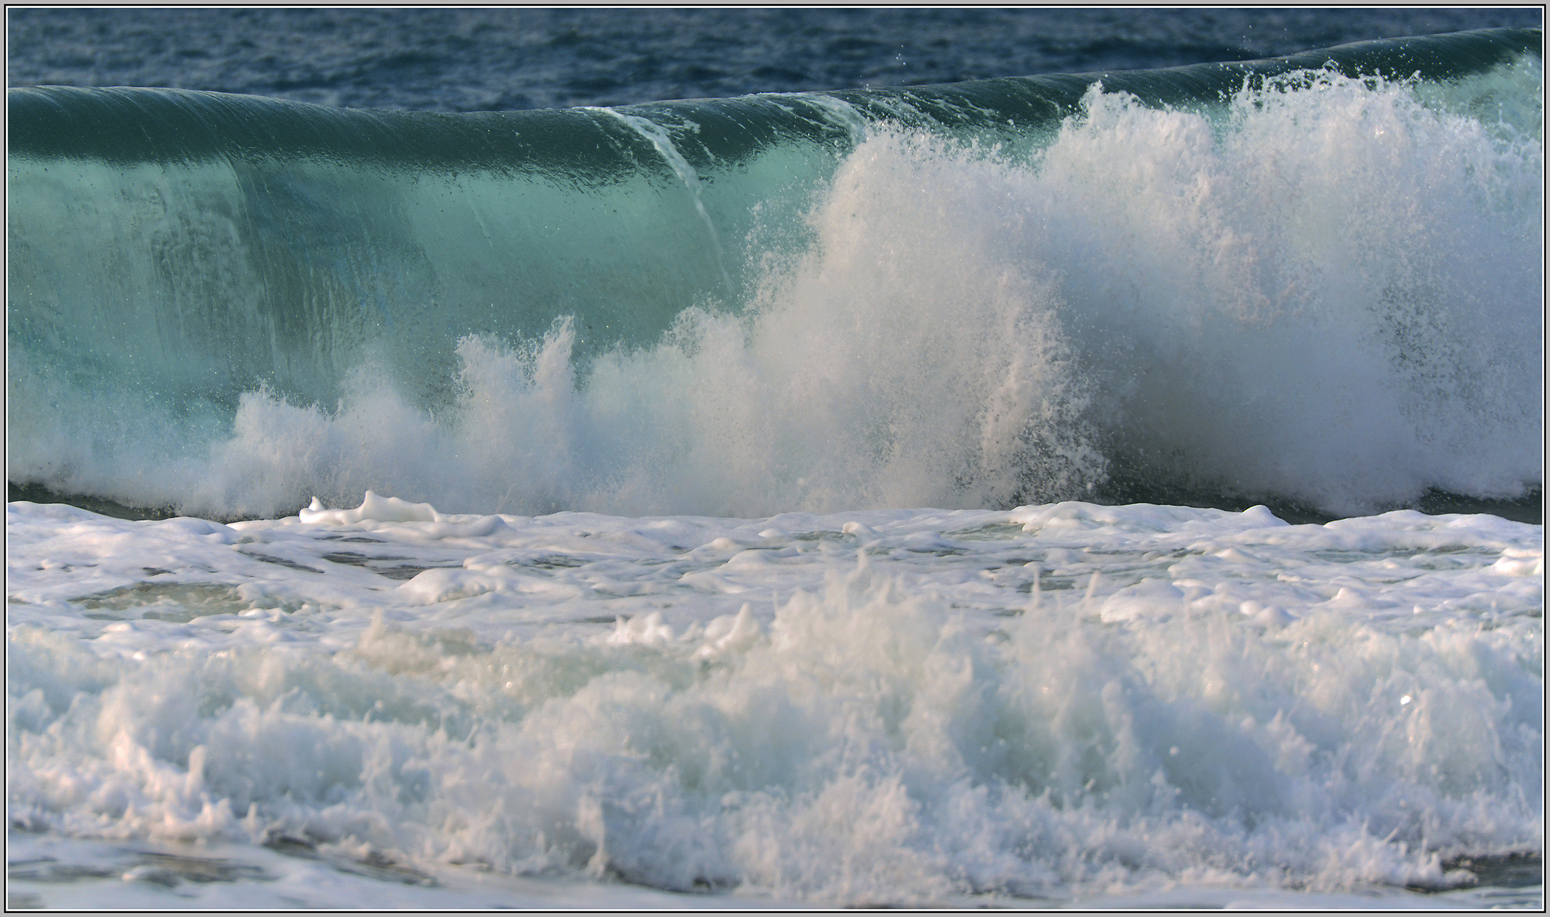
left=9, top=7, right=1542, bottom=111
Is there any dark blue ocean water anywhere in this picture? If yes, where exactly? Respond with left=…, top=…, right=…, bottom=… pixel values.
left=8, top=7, right=1543, bottom=112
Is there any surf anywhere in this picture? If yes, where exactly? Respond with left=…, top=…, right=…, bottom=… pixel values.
left=7, top=28, right=1542, bottom=521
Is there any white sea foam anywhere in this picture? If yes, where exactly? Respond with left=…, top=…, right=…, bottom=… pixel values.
left=6, top=497, right=1541, bottom=907
left=1038, top=73, right=1543, bottom=511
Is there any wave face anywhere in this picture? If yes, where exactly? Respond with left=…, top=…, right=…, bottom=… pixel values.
left=7, top=29, right=1543, bottom=520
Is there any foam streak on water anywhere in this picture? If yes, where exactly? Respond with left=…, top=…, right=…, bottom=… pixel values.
left=6, top=496, right=1542, bottom=907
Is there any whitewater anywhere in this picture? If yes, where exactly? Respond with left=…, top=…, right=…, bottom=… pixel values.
left=6, top=23, right=1544, bottom=909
